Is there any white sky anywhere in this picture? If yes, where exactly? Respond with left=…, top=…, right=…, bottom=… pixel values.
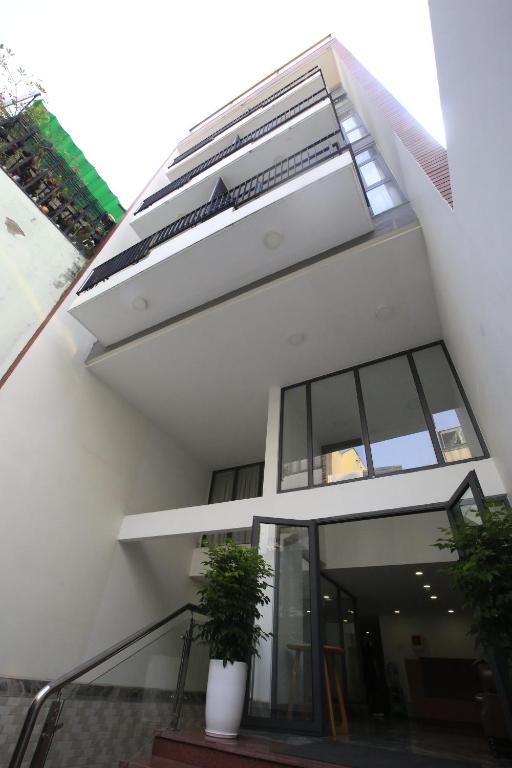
left=2, top=0, right=445, bottom=208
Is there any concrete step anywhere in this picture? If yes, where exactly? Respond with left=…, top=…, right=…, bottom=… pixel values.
left=152, top=730, right=344, bottom=768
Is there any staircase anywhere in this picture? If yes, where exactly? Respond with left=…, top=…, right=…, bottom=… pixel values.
left=127, top=730, right=340, bottom=768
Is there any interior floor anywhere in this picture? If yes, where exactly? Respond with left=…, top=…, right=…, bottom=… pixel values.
left=246, top=718, right=512, bottom=767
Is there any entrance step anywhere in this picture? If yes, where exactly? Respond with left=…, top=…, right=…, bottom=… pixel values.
left=146, top=730, right=346, bottom=768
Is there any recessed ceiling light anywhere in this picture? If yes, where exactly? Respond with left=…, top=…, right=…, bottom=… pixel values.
left=323, top=595, right=331, bottom=601
left=415, top=571, right=423, bottom=576
left=263, top=231, right=283, bottom=250
left=423, top=584, right=431, bottom=590
left=306, top=609, right=311, bottom=614
left=365, top=631, right=370, bottom=635
left=287, top=332, right=307, bottom=346
left=348, top=609, right=355, bottom=615
left=343, top=619, right=348, bottom=623
left=430, top=595, right=438, bottom=600
left=132, top=297, right=149, bottom=311
left=394, top=610, right=400, bottom=614
left=374, top=304, right=395, bottom=321
left=448, top=609, right=455, bottom=614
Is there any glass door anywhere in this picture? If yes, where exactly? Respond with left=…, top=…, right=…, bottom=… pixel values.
left=446, top=469, right=486, bottom=526
left=244, top=517, right=323, bottom=733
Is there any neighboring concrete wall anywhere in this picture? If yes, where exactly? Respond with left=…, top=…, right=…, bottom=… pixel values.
left=0, top=170, right=84, bottom=377
left=0, top=295, right=209, bottom=680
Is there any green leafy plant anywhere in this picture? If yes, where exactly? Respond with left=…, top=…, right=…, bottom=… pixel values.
left=197, top=539, right=273, bottom=666
left=435, top=501, right=512, bottom=654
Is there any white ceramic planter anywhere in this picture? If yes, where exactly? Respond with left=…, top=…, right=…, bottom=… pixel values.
left=205, top=659, right=248, bottom=738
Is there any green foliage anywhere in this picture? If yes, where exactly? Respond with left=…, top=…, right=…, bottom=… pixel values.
left=197, top=540, right=273, bottom=666
left=435, top=501, right=512, bottom=654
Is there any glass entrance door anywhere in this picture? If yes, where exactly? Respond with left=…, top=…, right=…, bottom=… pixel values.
left=245, top=518, right=323, bottom=733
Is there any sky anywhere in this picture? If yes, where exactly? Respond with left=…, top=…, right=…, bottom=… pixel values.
left=2, top=0, right=445, bottom=209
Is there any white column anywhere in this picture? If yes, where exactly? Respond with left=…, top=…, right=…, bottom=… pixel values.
left=263, top=385, right=281, bottom=497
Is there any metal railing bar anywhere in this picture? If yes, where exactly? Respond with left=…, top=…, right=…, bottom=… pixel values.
left=8, top=602, right=204, bottom=768
left=78, top=132, right=345, bottom=295
left=136, top=88, right=329, bottom=214
left=170, top=66, right=322, bottom=167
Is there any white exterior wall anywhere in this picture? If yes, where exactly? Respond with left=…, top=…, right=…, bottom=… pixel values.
left=0, top=293, right=209, bottom=679
left=335, top=5, right=512, bottom=499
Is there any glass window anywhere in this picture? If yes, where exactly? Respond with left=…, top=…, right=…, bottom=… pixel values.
left=413, top=345, right=485, bottom=462
left=209, top=469, right=235, bottom=503
left=311, top=372, right=367, bottom=485
left=359, top=159, right=387, bottom=187
left=281, top=385, right=309, bottom=490
left=367, top=182, right=402, bottom=214
left=235, top=464, right=262, bottom=499
left=360, top=356, right=437, bottom=474
left=341, top=115, right=358, bottom=133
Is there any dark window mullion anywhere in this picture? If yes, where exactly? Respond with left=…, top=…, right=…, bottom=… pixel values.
left=232, top=467, right=239, bottom=501
left=306, top=382, right=314, bottom=488
left=354, top=368, right=375, bottom=478
left=407, top=352, right=445, bottom=466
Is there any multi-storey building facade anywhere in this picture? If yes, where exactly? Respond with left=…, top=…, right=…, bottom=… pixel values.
left=3, top=3, right=512, bottom=766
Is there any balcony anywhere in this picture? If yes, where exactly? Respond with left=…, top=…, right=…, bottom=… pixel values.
left=131, top=92, right=338, bottom=239
left=171, top=66, right=323, bottom=167
left=134, top=88, right=331, bottom=219
left=70, top=132, right=373, bottom=347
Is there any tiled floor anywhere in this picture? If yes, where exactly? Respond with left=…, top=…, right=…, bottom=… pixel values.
left=246, top=718, right=512, bottom=768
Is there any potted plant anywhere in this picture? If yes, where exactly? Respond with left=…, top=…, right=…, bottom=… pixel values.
left=435, top=501, right=512, bottom=751
left=435, top=500, right=512, bottom=656
left=197, top=538, right=273, bottom=738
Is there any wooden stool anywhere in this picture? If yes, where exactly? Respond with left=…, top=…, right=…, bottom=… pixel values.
left=286, top=642, right=349, bottom=737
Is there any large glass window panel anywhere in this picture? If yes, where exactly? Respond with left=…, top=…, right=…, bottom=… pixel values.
left=360, top=356, right=437, bottom=474
left=359, top=159, right=387, bottom=187
left=248, top=524, right=314, bottom=722
left=209, top=469, right=235, bottom=503
left=367, top=182, right=402, bottom=214
left=311, top=372, right=367, bottom=486
left=281, top=386, right=309, bottom=490
left=235, top=464, right=262, bottom=499
left=413, top=345, right=485, bottom=462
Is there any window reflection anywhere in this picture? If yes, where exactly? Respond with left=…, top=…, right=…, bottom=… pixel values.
left=360, top=357, right=437, bottom=474
left=311, top=373, right=367, bottom=485
left=413, top=346, right=484, bottom=462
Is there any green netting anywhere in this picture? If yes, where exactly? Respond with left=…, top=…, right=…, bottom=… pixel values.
left=28, top=101, right=124, bottom=220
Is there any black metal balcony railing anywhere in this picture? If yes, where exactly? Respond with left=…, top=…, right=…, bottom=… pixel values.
left=136, top=89, right=329, bottom=215
left=170, top=66, right=322, bottom=167
left=77, top=132, right=345, bottom=295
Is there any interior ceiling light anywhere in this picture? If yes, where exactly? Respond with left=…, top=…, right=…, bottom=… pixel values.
left=348, top=609, right=355, bottom=614
left=374, top=304, right=395, bottom=321
left=430, top=595, right=438, bottom=600
left=323, top=595, right=332, bottom=601
left=394, top=610, right=400, bottom=614
left=263, top=231, right=283, bottom=250
left=287, top=332, right=307, bottom=346
left=423, top=584, right=431, bottom=590
left=415, top=571, right=424, bottom=576
left=132, top=297, right=149, bottom=311
left=343, top=619, right=348, bottom=623
left=448, top=609, right=455, bottom=614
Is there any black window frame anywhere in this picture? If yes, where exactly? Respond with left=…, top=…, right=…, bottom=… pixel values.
left=208, top=461, right=264, bottom=504
left=278, top=341, right=489, bottom=494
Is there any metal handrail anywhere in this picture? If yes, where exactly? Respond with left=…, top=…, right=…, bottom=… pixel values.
left=77, top=131, right=345, bottom=295
left=171, top=65, right=322, bottom=166
left=136, top=88, right=329, bottom=214
left=8, top=602, right=204, bottom=768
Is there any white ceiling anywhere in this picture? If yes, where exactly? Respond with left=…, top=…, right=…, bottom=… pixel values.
left=85, top=223, right=441, bottom=470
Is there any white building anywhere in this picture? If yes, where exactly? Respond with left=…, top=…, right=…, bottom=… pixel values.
left=3, top=2, right=512, bottom=765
